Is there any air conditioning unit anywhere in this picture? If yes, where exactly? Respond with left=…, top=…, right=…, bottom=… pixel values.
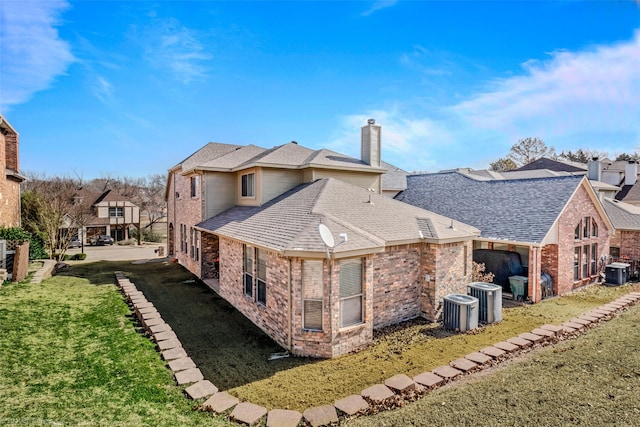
left=467, top=282, right=502, bottom=324
left=443, top=294, right=479, bottom=332
left=605, top=262, right=630, bottom=286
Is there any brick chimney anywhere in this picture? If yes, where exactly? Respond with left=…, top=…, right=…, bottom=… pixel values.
left=361, top=119, right=381, bottom=167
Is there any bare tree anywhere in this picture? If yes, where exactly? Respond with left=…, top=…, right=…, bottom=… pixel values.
left=21, top=174, right=80, bottom=259
left=508, top=137, right=556, bottom=167
left=139, top=174, right=167, bottom=230
left=559, top=149, right=610, bottom=163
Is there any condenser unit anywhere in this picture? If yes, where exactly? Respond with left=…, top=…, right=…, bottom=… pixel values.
left=467, top=282, right=502, bottom=324
left=443, top=294, right=479, bottom=332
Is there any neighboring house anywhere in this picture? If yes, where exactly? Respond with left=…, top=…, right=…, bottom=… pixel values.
left=166, top=121, right=479, bottom=357
left=514, top=156, right=588, bottom=174
left=0, top=114, right=25, bottom=227
left=602, top=198, right=640, bottom=267
left=66, top=189, right=141, bottom=244
left=396, top=172, right=614, bottom=302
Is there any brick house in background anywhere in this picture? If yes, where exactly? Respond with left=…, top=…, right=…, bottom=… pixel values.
left=602, top=198, right=640, bottom=270
left=396, top=171, right=614, bottom=302
left=0, top=114, right=25, bottom=227
left=166, top=121, right=479, bottom=357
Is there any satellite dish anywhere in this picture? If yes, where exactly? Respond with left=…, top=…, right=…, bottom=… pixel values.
left=318, top=224, right=335, bottom=248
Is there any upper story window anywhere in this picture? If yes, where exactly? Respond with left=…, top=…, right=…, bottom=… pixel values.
left=241, top=173, right=255, bottom=198
left=109, top=207, right=124, bottom=217
left=576, top=217, right=597, bottom=241
left=190, top=176, right=199, bottom=198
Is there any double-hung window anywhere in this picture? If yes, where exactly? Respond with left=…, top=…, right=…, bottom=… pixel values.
left=256, top=248, right=267, bottom=305
left=243, top=245, right=254, bottom=297
left=339, top=258, right=363, bottom=328
left=241, top=173, right=255, bottom=198
left=190, top=176, right=199, bottom=198
left=574, top=216, right=599, bottom=281
left=303, top=260, right=323, bottom=331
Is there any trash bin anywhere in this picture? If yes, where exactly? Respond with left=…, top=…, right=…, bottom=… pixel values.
left=158, top=246, right=164, bottom=257
left=508, top=275, right=528, bottom=301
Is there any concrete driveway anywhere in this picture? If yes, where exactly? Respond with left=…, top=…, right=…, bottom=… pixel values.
left=66, top=243, right=168, bottom=262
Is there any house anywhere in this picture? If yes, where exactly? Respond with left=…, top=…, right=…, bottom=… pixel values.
left=166, top=120, right=479, bottom=357
left=602, top=198, right=640, bottom=269
left=0, top=114, right=25, bottom=227
left=66, top=189, right=141, bottom=244
left=395, top=171, right=614, bottom=302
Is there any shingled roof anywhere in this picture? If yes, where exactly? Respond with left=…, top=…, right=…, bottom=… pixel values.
left=196, top=178, right=478, bottom=257
left=602, top=198, right=640, bottom=231
left=396, top=172, right=588, bottom=244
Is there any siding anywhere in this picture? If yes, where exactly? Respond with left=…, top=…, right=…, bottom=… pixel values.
left=305, top=169, right=380, bottom=192
left=261, top=169, right=302, bottom=204
left=204, top=172, right=236, bottom=219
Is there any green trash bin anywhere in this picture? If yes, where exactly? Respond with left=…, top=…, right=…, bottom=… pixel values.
left=508, top=275, right=528, bottom=301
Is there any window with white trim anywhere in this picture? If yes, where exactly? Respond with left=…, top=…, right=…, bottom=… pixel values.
left=241, top=173, right=255, bottom=198
left=243, top=245, right=254, bottom=297
left=591, top=243, right=597, bottom=276
left=190, top=175, right=199, bottom=198
left=339, top=258, right=363, bottom=328
left=256, top=248, right=267, bottom=305
left=574, top=216, right=599, bottom=281
left=109, top=207, right=124, bottom=217
left=303, top=260, right=323, bottom=331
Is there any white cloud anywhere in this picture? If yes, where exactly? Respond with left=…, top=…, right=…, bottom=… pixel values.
left=0, top=0, right=75, bottom=111
left=361, top=0, right=398, bottom=17
left=450, top=30, right=640, bottom=149
left=93, top=76, right=113, bottom=104
left=141, top=18, right=211, bottom=84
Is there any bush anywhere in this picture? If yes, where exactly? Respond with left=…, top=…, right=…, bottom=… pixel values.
left=72, top=253, right=87, bottom=261
left=129, top=228, right=164, bottom=243
left=0, top=227, right=47, bottom=260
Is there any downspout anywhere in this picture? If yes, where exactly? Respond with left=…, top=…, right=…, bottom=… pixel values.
left=288, top=258, right=293, bottom=351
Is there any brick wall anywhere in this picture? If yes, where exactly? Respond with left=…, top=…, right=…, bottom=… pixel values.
left=554, top=183, right=610, bottom=295
left=618, top=230, right=640, bottom=261
left=0, top=130, right=21, bottom=227
left=371, top=244, right=421, bottom=328
left=167, top=170, right=203, bottom=277
left=420, top=240, right=471, bottom=321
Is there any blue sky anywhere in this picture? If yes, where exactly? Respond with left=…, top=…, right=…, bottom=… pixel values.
left=2, top=1, right=640, bottom=179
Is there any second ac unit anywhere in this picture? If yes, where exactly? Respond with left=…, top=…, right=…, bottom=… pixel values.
left=443, top=294, right=479, bottom=332
left=467, top=282, right=502, bottom=324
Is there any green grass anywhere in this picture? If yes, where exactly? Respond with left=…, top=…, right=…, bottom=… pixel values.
left=0, top=266, right=232, bottom=426
left=345, top=304, right=640, bottom=426
left=3, top=259, right=639, bottom=424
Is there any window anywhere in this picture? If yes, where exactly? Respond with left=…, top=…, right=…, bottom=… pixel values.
left=190, top=228, right=194, bottom=258
left=256, top=248, right=267, bottom=305
left=574, top=224, right=581, bottom=240
left=303, top=260, right=323, bottom=331
left=180, top=224, right=186, bottom=252
left=243, top=245, right=254, bottom=297
left=194, top=231, right=200, bottom=262
left=583, top=217, right=590, bottom=239
left=241, top=173, right=255, bottom=197
left=190, top=176, right=199, bottom=198
left=339, top=258, right=363, bottom=328
left=582, top=245, right=589, bottom=279
left=591, top=243, right=597, bottom=275
left=592, top=221, right=598, bottom=238
left=109, top=207, right=124, bottom=217
left=574, top=247, right=580, bottom=281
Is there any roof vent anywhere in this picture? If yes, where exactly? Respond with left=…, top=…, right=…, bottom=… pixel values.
left=367, top=118, right=376, bottom=125
left=291, top=141, right=298, bottom=144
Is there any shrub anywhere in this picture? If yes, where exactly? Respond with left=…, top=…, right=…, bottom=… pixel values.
left=0, top=227, right=47, bottom=260
left=72, top=253, right=87, bottom=261
left=129, top=228, right=164, bottom=243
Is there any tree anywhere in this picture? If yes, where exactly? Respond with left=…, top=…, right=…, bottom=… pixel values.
left=508, top=137, right=556, bottom=167
left=489, top=157, right=517, bottom=172
left=615, top=152, right=640, bottom=162
left=21, top=175, right=80, bottom=259
left=559, top=149, right=609, bottom=163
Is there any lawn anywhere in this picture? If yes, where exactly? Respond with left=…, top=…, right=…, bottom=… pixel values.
left=0, top=263, right=232, bottom=426
left=2, top=258, right=639, bottom=424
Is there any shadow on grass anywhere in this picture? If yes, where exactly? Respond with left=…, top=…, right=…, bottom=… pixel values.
left=57, top=260, right=318, bottom=390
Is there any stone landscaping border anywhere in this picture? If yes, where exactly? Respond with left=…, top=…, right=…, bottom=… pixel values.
left=114, top=272, right=640, bottom=427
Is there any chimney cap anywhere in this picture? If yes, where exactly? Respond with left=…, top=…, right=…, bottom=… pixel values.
left=367, top=118, right=376, bottom=125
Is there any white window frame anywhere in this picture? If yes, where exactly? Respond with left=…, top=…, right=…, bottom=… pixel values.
left=339, top=258, right=364, bottom=328
left=241, top=173, right=255, bottom=198
left=256, top=248, right=267, bottom=306
left=243, top=245, right=254, bottom=298
left=302, top=260, right=324, bottom=331
left=109, top=206, right=124, bottom=217
left=190, top=175, right=199, bottom=198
